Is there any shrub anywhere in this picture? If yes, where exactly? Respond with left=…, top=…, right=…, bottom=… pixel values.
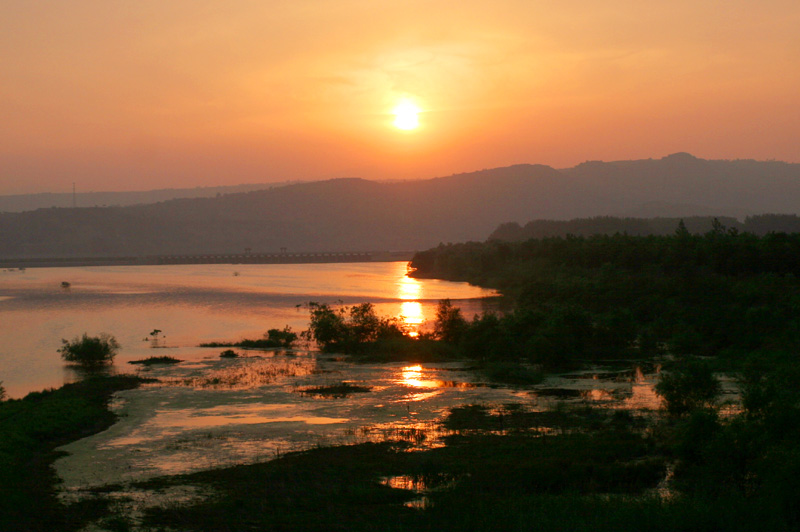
left=264, top=326, right=298, bottom=348
left=58, top=333, right=120, bottom=367
left=433, top=299, right=467, bottom=344
left=655, top=358, right=720, bottom=416
left=306, top=302, right=404, bottom=353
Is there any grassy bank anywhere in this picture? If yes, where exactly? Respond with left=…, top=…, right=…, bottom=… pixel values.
left=0, top=375, right=146, bottom=532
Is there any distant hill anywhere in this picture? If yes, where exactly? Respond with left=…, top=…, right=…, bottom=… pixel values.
left=2, top=154, right=800, bottom=258
left=0, top=182, right=304, bottom=213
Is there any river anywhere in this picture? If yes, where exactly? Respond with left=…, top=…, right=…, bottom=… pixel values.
left=0, top=261, right=496, bottom=398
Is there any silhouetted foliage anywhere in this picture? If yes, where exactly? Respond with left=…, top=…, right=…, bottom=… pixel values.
left=433, top=299, right=467, bottom=344
left=58, top=333, right=120, bottom=367
left=655, top=359, right=721, bottom=416
left=200, top=326, right=297, bottom=349
left=305, top=302, right=404, bottom=353
left=411, top=230, right=800, bottom=367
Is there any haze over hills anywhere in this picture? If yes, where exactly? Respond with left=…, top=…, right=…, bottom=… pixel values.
left=2, top=153, right=800, bottom=259
left=0, top=182, right=305, bottom=213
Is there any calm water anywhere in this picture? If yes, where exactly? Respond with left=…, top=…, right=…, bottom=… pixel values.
left=0, top=262, right=496, bottom=398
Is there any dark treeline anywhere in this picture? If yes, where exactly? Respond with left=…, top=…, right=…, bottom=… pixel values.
left=490, top=214, right=800, bottom=241
left=410, top=222, right=800, bottom=369
left=408, top=223, right=800, bottom=527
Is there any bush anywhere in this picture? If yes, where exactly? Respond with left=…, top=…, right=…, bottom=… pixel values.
left=655, top=358, right=720, bottom=416
left=58, top=333, right=120, bottom=367
left=306, top=302, right=404, bottom=353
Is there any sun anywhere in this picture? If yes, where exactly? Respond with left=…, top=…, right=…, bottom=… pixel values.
left=392, top=99, right=420, bottom=130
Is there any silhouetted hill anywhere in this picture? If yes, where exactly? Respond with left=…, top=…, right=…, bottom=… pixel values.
left=562, top=153, right=800, bottom=218
left=2, top=154, right=800, bottom=258
left=0, top=182, right=303, bottom=213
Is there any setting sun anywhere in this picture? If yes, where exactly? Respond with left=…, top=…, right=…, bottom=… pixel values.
left=392, top=100, right=420, bottom=130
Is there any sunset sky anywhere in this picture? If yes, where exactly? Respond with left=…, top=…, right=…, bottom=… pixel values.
left=2, top=0, right=799, bottom=194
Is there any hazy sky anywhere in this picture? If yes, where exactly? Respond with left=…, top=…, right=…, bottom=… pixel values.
left=2, top=0, right=799, bottom=194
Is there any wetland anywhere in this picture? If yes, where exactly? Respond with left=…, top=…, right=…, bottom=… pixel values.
left=4, top=230, right=800, bottom=530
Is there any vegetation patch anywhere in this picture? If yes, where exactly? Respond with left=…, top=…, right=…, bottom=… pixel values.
left=128, top=355, right=182, bottom=366
left=478, top=361, right=543, bottom=385
left=0, top=375, right=146, bottom=531
left=201, top=326, right=298, bottom=349
left=299, top=382, right=372, bottom=398
left=136, top=419, right=669, bottom=531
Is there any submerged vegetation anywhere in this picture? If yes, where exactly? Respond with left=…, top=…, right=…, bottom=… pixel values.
left=298, top=381, right=372, bottom=398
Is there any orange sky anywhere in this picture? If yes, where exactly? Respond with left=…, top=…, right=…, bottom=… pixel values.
left=2, top=0, right=799, bottom=194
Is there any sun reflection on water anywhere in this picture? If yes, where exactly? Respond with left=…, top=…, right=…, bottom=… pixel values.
left=400, top=301, right=424, bottom=337
left=396, top=365, right=476, bottom=402
left=397, top=275, right=421, bottom=300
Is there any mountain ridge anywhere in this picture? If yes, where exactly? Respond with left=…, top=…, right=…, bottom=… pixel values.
left=2, top=154, right=800, bottom=258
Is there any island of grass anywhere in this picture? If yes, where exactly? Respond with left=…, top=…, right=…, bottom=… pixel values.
left=299, top=381, right=371, bottom=397
left=201, top=326, right=297, bottom=349
left=128, top=355, right=182, bottom=366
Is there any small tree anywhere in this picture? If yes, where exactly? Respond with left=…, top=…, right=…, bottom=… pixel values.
left=433, top=299, right=467, bottom=344
left=0, top=381, right=6, bottom=401
left=59, top=333, right=120, bottom=367
left=265, top=326, right=298, bottom=348
left=656, top=359, right=720, bottom=416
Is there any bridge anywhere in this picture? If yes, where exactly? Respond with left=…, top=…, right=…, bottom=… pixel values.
left=0, top=250, right=413, bottom=269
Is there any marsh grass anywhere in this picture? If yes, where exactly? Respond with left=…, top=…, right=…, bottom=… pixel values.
left=477, top=361, right=543, bottom=385
left=299, top=381, right=372, bottom=398
left=134, top=417, right=670, bottom=532
left=158, top=358, right=315, bottom=389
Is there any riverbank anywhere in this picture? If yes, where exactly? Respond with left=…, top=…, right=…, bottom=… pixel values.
left=0, top=375, right=147, bottom=531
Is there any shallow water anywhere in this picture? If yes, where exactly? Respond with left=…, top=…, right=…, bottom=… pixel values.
left=55, top=352, right=533, bottom=488
left=0, top=262, right=495, bottom=398
left=54, top=350, right=663, bottom=491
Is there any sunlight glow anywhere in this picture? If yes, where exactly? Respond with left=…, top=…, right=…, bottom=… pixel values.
left=400, top=301, right=424, bottom=337
left=398, top=276, right=421, bottom=300
left=393, top=100, right=420, bottom=130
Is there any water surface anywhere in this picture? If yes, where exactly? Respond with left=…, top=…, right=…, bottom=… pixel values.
left=0, top=262, right=496, bottom=397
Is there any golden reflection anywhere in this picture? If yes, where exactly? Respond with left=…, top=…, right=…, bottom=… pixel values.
left=621, top=366, right=662, bottom=410
left=400, top=301, right=424, bottom=337
left=397, top=365, right=475, bottom=397
left=581, top=389, right=613, bottom=402
left=397, top=275, right=421, bottom=300
left=400, top=365, right=426, bottom=388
